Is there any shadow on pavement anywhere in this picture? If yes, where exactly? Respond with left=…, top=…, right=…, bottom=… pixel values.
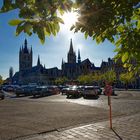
left=111, top=128, right=123, bottom=140
left=83, top=95, right=99, bottom=100
left=66, top=96, right=82, bottom=99
left=29, top=94, right=55, bottom=99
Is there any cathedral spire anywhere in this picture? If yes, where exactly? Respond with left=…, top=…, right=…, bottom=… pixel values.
left=19, top=46, right=22, bottom=53
left=24, top=38, right=27, bottom=47
left=44, top=64, right=46, bottom=69
left=78, top=49, right=81, bottom=63
left=69, top=38, right=74, bottom=53
left=62, top=58, right=64, bottom=65
left=22, top=45, right=24, bottom=51
left=67, top=39, right=76, bottom=63
left=24, top=39, right=28, bottom=53
left=37, top=55, right=41, bottom=66
left=30, top=46, right=32, bottom=54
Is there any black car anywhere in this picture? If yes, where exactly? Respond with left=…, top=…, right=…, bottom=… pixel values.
left=93, top=86, right=102, bottom=95
left=61, top=86, right=70, bottom=95
left=0, top=91, right=4, bottom=100
left=32, top=86, right=50, bottom=97
left=47, top=85, right=60, bottom=94
left=83, top=86, right=98, bottom=98
left=15, top=85, right=36, bottom=97
left=66, top=85, right=82, bottom=98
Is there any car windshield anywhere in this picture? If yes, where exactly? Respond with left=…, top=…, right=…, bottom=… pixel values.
left=69, top=86, right=78, bottom=90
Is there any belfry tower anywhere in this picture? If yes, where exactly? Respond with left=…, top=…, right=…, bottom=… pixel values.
left=67, top=39, right=76, bottom=63
left=19, top=39, right=32, bottom=71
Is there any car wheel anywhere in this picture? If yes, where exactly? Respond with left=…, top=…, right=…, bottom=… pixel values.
left=83, top=95, right=86, bottom=99
left=16, top=94, right=19, bottom=97
left=1, top=96, right=4, bottom=100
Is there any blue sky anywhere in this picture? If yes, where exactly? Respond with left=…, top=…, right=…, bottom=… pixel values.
left=0, top=3, right=116, bottom=79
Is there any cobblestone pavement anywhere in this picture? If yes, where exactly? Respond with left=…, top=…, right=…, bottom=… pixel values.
left=1, top=90, right=140, bottom=140
left=20, top=113, right=140, bottom=140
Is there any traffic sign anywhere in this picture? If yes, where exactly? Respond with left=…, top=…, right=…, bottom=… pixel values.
left=104, top=83, right=113, bottom=129
left=104, top=84, right=112, bottom=96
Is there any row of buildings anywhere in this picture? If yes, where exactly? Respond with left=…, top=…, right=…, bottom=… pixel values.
left=10, top=39, right=140, bottom=88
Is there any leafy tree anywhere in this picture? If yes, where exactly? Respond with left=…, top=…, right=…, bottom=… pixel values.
left=0, top=0, right=73, bottom=44
left=55, top=77, right=68, bottom=85
left=77, top=74, right=93, bottom=85
left=101, top=70, right=116, bottom=85
left=92, top=72, right=103, bottom=86
left=1, top=0, right=140, bottom=72
left=77, top=70, right=116, bottom=86
left=119, top=72, right=135, bottom=90
left=0, top=75, right=4, bottom=85
left=72, top=0, right=140, bottom=72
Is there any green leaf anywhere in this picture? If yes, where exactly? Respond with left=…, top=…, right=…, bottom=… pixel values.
left=24, top=23, right=32, bottom=35
left=84, top=32, right=88, bottom=39
left=44, top=28, right=51, bottom=36
left=9, top=19, right=22, bottom=26
left=137, top=21, right=140, bottom=29
left=16, top=25, right=24, bottom=36
left=122, top=52, right=129, bottom=63
left=35, top=27, right=45, bottom=44
left=57, top=17, right=64, bottom=24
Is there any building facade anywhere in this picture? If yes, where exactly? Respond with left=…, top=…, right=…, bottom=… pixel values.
left=11, top=39, right=140, bottom=88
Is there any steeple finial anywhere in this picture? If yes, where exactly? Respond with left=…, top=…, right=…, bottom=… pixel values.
left=25, top=38, right=27, bottom=44
left=69, top=38, right=74, bottom=53
left=30, top=46, right=32, bottom=54
left=37, top=55, right=41, bottom=66
left=22, top=45, right=23, bottom=51
left=78, top=49, right=81, bottom=63
left=24, top=39, right=28, bottom=53
left=62, top=58, right=64, bottom=65
left=44, top=64, right=46, bottom=69
left=19, top=46, right=22, bottom=53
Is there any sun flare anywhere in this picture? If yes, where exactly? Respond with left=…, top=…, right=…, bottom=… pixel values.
left=61, top=11, right=78, bottom=28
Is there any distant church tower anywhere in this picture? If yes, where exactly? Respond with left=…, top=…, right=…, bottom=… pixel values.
left=19, top=39, right=32, bottom=71
left=67, top=39, right=76, bottom=63
left=78, top=49, right=81, bottom=63
left=9, top=66, right=14, bottom=79
left=37, top=55, right=41, bottom=66
left=9, top=66, right=14, bottom=84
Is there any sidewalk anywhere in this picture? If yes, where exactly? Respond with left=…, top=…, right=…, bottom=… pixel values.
left=20, top=113, right=140, bottom=140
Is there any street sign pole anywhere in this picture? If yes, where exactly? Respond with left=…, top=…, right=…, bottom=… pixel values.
left=109, top=96, right=112, bottom=129
left=105, top=83, right=113, bottom=129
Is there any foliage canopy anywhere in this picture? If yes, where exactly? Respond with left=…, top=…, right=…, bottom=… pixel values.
left=1, top=0, right=73, bottom=44
left=0, top=75, right=4, bottom=85
left=119, top=72, right=135, bottom=84
left=0, top=0, right=140, bottom=72
left=72, top=0, right=140, bottom=72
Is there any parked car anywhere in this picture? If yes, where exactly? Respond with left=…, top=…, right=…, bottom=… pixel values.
left=66, top=85, right=82, bottom=98
left=2, top=85, right=14, bottom=92
left=78, top=85, right=85, bottom=91
left=61, top=86, right=70, bottom=95
left=32, top=86, right=50, bottom=97
left=0, top=92, right=4, bottom=100
left=0, top=88, right=4, bottom=100
left=15, top=85, right=36, bottom=97
left=0, top=89, right=5, bottom=100
left=83, top=86, right=98, bottom=98
left=47, top=85, right=60, bottom=94
left=93, top=86, right=102, bottom=95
